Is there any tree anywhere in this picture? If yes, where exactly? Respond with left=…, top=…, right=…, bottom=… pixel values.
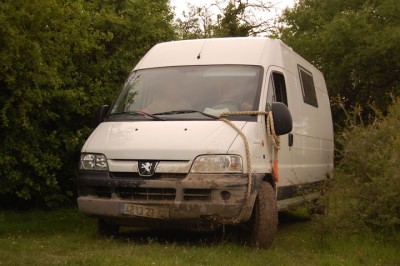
left=175, top=3, right=215, bottom=39
left=213, top=1, right=255, bottom=37
left=0, top=0, right=175, bottom=207
left=175, top=0, right=274, bottom=39
left=278, top=0, right=400, bottom=125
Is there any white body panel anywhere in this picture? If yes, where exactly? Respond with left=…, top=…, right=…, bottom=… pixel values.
left=82, top=121, right=246, bottom=161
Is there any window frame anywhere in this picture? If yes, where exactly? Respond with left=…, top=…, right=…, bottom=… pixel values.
left=272, top=72, right=288, bottom=107
left=265, top=71, right=288, bottom=112
left=298, top=65, right=318, bottom=108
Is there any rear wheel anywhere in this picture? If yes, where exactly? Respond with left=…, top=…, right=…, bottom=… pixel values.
left=240, top=182, right=277, bottom=248
left=309, top=196, right=329, bottom=216
left=97, top=218, right=119, bottom=236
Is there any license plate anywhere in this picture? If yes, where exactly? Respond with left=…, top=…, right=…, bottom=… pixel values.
left=123, top=203, right=169, bottom=219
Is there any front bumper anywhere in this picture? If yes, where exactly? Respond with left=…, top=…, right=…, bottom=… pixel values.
left=77, top=171, right=263, bottom=228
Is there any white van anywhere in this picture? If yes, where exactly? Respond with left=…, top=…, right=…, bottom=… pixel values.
left=77, top=37, right=334, bottom=248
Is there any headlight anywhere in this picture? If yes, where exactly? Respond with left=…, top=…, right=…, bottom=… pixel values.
left=191, top=155, right=242, bottom=173
left=80, top=153, right=108, bottom=171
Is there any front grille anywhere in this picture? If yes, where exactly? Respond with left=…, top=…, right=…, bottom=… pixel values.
left=79, top=186, right=112, bottom=198
left=110, top=172, right=186, bottom=179
left=111, top=172, right=139, bottom=179
left=183, top=189, right=211, bottom=201
left=115, top=187, right=176, bottom=201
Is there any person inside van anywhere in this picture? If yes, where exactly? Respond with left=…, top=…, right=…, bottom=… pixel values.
left=145, top=82, right=192, bottom=113
left=208, top=79, right=256, bottom=114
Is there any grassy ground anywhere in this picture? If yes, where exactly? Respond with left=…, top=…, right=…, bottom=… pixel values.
left=0, top=207, right=398, bottom=265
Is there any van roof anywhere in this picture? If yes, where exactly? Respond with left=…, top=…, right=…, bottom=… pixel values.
left=134, top=37, right=289, bottom=70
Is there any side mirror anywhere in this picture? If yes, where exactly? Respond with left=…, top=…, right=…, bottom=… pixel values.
left=93, top=105, right=110, bottom=127
left=271, top=102, right=292, bottom=136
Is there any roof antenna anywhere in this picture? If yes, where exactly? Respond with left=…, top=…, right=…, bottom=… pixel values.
left=196, top=40, right=206, bottom=60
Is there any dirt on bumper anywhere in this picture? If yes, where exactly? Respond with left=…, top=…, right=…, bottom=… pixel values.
left=77, top=171, right=264, bottom=229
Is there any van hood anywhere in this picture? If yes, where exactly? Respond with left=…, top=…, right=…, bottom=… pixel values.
left=82, top=121, right=246, bottom=160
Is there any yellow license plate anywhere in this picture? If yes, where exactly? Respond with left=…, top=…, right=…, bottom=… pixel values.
left=123, top=203, right=169, bottom=219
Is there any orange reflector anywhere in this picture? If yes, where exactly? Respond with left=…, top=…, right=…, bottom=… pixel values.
left=261, top=139, right=265, bottom=147
left=273, top=160, right=279, bottom=182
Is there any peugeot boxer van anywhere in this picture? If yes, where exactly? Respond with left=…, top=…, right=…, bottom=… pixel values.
left=77, top=37, right=334, bottom=248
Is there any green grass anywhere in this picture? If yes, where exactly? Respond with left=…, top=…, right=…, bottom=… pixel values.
left=0, top=208, right=398, bottom=265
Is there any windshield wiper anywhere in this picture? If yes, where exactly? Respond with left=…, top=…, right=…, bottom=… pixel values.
left=153, top=110, right=218, bottom=119
left=109, top=111, right=165, bottom=121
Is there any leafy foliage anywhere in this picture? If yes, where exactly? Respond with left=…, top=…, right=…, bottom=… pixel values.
left=279, top=0, right=400, bottom=125
left=0, top=0, right=175, bottom=207
left=213, top=2, right=254, bottom=37
left=333, top=99, right=400, bottom=234
left=307, top=102, right=400, bottom=242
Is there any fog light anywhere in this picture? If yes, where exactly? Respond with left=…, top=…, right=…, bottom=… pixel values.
left=220, top=191, right=231, bottom=201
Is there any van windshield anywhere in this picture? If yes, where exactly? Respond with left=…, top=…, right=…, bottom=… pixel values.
left=109, top=65, right=263, bottom=121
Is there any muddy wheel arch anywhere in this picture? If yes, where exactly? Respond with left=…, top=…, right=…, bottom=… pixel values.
left=240, top=181, right=277, bottom=248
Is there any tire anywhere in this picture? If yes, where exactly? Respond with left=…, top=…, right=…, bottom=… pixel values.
left=310, top=196, right=329, bottom=216
left=97, top=218, right=120, bottom=236
left=240, top=182, right=278, bottom=248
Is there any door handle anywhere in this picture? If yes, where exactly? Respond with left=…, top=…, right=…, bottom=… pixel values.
left=288, top=133, right=294, bottom=147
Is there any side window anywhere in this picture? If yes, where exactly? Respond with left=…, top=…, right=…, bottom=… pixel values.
left=266, top=76, right=274, bottom=111
left=265, top=72, right=288, bottom=111
left=272, top=72, right=288, bottom=106
left=298, top=65, right=318, bottom=107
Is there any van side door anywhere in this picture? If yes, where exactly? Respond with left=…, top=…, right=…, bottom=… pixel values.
left=264, top=67, right=295, bottom=186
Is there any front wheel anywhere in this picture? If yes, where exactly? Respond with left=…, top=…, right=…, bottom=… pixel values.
left=240, top=182, right=278, bottom=248
left=97, top=218, right=119, bottom=236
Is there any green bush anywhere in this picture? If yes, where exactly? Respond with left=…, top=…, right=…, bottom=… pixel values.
left=336, top=99, right=400, bottom=234
left=0, top=0, right=175, bottom=207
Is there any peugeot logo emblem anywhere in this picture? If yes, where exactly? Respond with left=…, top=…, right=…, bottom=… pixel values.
left=137, top=161, right=159, bottom=176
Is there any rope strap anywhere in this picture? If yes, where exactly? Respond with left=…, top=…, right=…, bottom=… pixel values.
left=218, top=111, right=280, bottom=222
